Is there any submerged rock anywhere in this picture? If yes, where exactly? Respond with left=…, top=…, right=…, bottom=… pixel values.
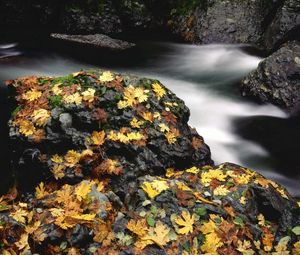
left=51, top=33, right=135, bottom=51
left=1, top=70, right=300, bottom=254
left=241, top=41, right=300, bottom=111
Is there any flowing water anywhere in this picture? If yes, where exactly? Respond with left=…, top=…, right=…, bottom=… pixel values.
left=0, top=39, right=299, bottom=196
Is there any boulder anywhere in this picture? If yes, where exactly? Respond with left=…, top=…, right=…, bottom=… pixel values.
left=241, top=41, right=300, bottom=111
left=264, top=0, right=300, bottom=50
left=6, top=70, right=212, bottom=192
left=1, top=70, right=300, bottom=254
left=0, top=163, right=299, bottom=254
left=169, top=0, right=283, bottom=45
left=50, top=34, right=135, bottom=51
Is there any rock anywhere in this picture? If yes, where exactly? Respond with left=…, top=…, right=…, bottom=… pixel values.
left=6, top=70, right=212, bottom=192
left=264, top=0, right=300, bottom=50
left=1, top=70, right=300, bottom=254
left=50, top=33, right=135, bottom=51
left=0, top=162, right=299, bottom=254
left=169, top=0, right=282, bottom=45
left=241, top=41, right=300, bottom=111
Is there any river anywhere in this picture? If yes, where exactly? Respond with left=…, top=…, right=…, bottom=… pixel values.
left=0, top=38, right=299, bottom=196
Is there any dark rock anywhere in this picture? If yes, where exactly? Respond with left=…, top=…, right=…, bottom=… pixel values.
left=6, top=70, right=212, bottom=192
left=169, top=0, right=283, bottom=45
left=264, top=0, right=300, bottom=50
left=241, top=41, right=300, bottom=110
left=50, top=33, right=135, bottom=51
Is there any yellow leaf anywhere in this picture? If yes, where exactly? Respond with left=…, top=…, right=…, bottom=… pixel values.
left=152, top=83, right=166, bottom=100
left=82, top=88, right=96, bottom=103
left=35, top=182, right=49, bottom=199
left=15, top=233, right=29, bottom=251
left=51, top=164, right=65, bottom=180
left=159, top=123, right=170, bottom=133
left=51, top=154, right=63, bottom=164
left=142, top=221, right=170, bottom=247
left=18, top=120, right=36, bottom=137
left=63, top=92, right=82, bottom=105
left=22, top=89, right=42, bottom=101
left=75, top=181, right=92, bottom=201
left=201, top=232, right=223, bottom=254
left=175, top=211, right=195, bottom=234
left=70, top=213, right=96, bottom=221
left=213, top=185, right=230, bottom=196
left=31, top=109, right=51, bottom=127
left=165, top=131, right=177, bottom=144
left=11, top=208, right=28, bottom=224
left=64, top=150, right=81, bottom=167
left=185, top=166, right=199, bottom=174
left=237, top=240, right=255, bottom=255
left=141, top=111, right=153, bottom=122
left=141, top=180, right=169, bottom=199
left=199, top=219, right=216, bottom=234
left=91, top=131, right=106, bottom=146
left=130, top=118, right=144, bottom=128
left=201, top=169, right=227, bottom=186
left=126, top=219, right=148, bottom=237
left=51, top=83, right=63, bottom=95
left=99, top=71, right=114, bottom=83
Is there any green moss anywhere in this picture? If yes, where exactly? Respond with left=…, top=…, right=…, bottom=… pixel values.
left=170, top=0, right=203, bottom=16
left=11, top=105, right=22, bottom=117
left=49, top=95, right=63, bottom=107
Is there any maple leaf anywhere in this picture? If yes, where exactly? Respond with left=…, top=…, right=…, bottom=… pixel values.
left=92, top=108, right=108, bottom=123
left=141, top=180, right=169, bottom=199
left=75, top=181, right=92, bottom=201
left=152, top=83, right=166, bottom=99
left=64, top=150, right=81, bottom=167
left=51, top=83, right=63, bottom=95
left=35, top=182, right=49, bottom=199
left=63, top=92, right=82, bottom=105
left=165, top=131, right=177, bottom=144
left=292, top=241, right=300, bottom=255
left=91, top=131, right=106, bottom=146
left=18, top=120, right=36, bottom=137
left=237, top=240, right=255, bottom=255
left=162, top=111, right=177, bottom=125
left=67, top=248, right=81, bottom=255
left=31, top=109, right=51, bottom=127
left=25, top=221, right=41, bottom=234
left=140, top=111, right=154, bottom=122
left=130, top=118, right=144, bottom=128
left=22, top=89, right=42, bottom=101
left=201, top=232, right=223, bottom=255
left=201, top=169, right=227, bottom=186
left=51, top=154, right=63, bottom=164
left=213, top=185, right=230, bottom=196
left=15, top=233, right=30, bottom=251
left=136, top=221, right=170, bottom=249
left=126, top=219, right=148, bottom=237
left=174, top=210, right=195, bottom=234
left=11, top=208, right=28, bottom=223
left=56, top=184, right=72, bottom=205
left=99, top=71, right=114, bottom=83
left=159, top=123, right=170, bottom=133
left=82, top=88, right=96, bottom=103
left=185, top=166, right=199, bottom=174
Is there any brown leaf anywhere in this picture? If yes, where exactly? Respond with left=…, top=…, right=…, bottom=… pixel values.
left=162, top=111, right=177, bottom=125
left=92, top=108, right=108, bottom=123
left=192, top=137, right=203, bottom=150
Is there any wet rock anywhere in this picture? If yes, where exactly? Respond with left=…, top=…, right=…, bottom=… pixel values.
left=264, top=0, right=300, bottom=50
left=50, top=33, right=135, bottom=51
left=169, top=0, right=282, bottom=45
left=241, top=41, right=300, bottom=111
left=0, top=163, right=299, bottom=254
left=6, top=70, right=212, bottom=192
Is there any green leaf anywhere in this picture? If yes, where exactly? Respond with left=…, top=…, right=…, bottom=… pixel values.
left=233, top=216, right=244, bottom=226
left=195, top=207, right=207, bottom=217
left=292, top=226, right=300, bottom=235
left=183, top=241, right=190, bottom=252
left=146, top=216, right=155, bottom=227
